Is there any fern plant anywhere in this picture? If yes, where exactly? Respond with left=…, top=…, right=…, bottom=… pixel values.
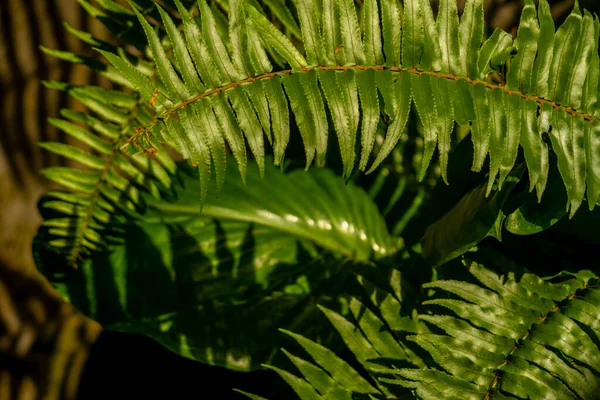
left=30, top=0, right=600, bottom=398
left=265, top=251, right=600, bottom=399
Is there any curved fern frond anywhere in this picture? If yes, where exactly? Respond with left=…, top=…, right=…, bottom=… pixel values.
left=106, top=0, right=600, bottom=215
left=272, top=257, right=600, bottom=399
left=38, top=0, right=188, bottom=266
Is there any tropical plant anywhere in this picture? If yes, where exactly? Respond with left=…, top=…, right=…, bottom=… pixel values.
left=30, top=0, right=600, bottom=398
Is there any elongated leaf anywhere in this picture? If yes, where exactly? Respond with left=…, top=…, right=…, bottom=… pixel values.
left=150, top=160, right=396, bottom=261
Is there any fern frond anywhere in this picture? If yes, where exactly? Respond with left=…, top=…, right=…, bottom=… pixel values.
left=394, top=261, right=600, bottom=399
left=39, top=81, right=177, bottom=266
left=38, top=0, right=194, bottom=266
left=267, top=259, right=428, bottom=399
left=273, top=257, right=600, bottom=399
left=106, top=0, right=600, bottom=216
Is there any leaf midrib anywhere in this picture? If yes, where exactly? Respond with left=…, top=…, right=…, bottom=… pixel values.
left=68, top=106, right=139, bottom=267
left=482, top=283, right=587, bottom=399
left=126, top=64, right=599, bottom=150
left=66, top=8, right=202, bottom=267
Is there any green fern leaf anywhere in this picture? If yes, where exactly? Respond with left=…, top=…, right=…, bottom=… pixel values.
left=273, top=255, right=600, bottom=399
left=96, top=0, right=600, bottom=217
left=395, top=261, right=600, bottom=399
left=38, top=81, right=176, bottom=266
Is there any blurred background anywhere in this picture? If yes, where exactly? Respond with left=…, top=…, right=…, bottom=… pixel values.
left=0, top=0, right=594, bottom=398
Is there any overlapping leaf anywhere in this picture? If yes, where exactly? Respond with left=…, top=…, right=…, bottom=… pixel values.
left=392, top=260, right=600, bottom=399
left=41, top=0, right=600, bottom=266
left=40, top=159, right=397, bottom=370
left=261, top=252, right=429, bottom=400
left=38, top=0, right=312, bottom=265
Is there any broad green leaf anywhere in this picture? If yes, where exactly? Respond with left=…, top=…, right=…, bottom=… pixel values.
left=505, top=162, right=568, bottom=234
left=151, top=160, right=396, bottom=261
left=40, top=154, right=397, bottom=369
left=421, top=164, right=525, bottom=266
left=44, top=206, right=349, bottom=371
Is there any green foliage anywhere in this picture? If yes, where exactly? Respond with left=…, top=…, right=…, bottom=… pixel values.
left=38, top=159, right=397, bottom=370
left=273, top=255, right=600, bottom=399
left=38, top=81, right=177, bottom=266
left=39, top=0, right=600, bottom=264
left=31, top=0, right=600, bottom=398
left=102, top=0, right=600, bottom=216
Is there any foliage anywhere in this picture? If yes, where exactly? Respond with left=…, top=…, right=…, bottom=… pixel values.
left=31, top=0, right=600, bottom=398
left=37, top=159, right=397, bottom=370
left=265, top=252, right=600, bottom=399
